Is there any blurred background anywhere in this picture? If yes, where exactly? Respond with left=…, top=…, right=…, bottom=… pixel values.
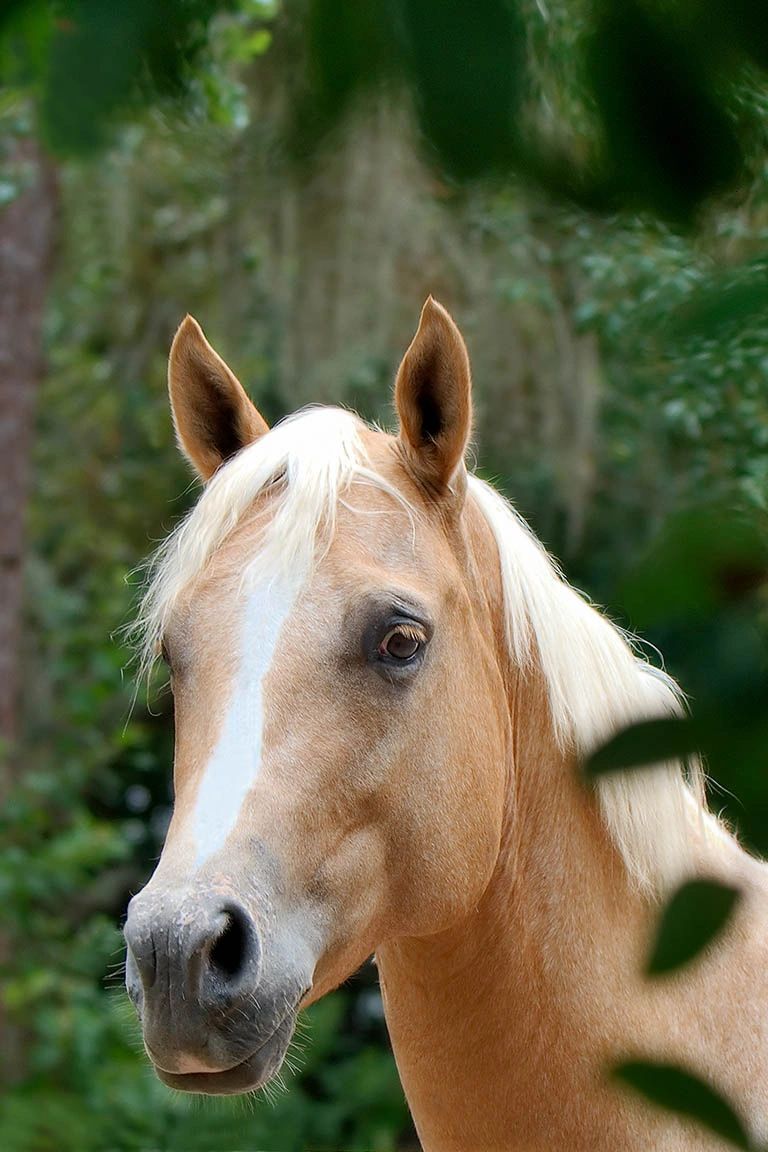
left=1, top=1, right=768, bottom=1149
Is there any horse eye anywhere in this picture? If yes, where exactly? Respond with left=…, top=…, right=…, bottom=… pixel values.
left=379, top=627, right=422, bottom=662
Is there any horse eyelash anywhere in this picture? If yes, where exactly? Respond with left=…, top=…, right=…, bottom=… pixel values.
left=388, top=622, right=425, bottom=643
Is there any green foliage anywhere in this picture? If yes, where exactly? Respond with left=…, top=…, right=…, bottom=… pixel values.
left=298, top=0, right=397, bottom=142
left=599, top=502, right=768, bottom=861
left=621, top=506, right=768, bottom=626
left=0, top=995, right=408, bottom=1152
left=0, top=0, right=277, bottom=157
left=393, top=0, right=526, bottom=179
left=584, top=717, right=702, bottom=778
left=583, top=496, right=767, bottom=1138
left=0, top=6, right=411, bottom=1149
left=614, top=1060, right=753, bottom=1150
left=585, top=1, right=742, bottom=223
left=295, top=0, right=768, bottom=224
left=0, top=0, right=242, bottom=153
left=645, top=880, right=741, bottom=977
left=4, top=1, right=768, bottom=1148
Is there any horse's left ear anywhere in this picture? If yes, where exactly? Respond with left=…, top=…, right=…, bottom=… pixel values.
left=395, top=297, right=472, bottom=494
left=168, top=315, right=269, bottom=481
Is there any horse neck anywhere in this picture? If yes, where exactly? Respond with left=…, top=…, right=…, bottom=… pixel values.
left=376, top=587, right=654, bottom=1150
left=374, top=502, right=768, bottom=1151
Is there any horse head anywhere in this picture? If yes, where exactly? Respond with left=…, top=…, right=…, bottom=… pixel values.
left=124, top=300, right=510, bottom=1093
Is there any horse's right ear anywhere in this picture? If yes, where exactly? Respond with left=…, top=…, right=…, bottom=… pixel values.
left=168, top=316, right=269, bottom=481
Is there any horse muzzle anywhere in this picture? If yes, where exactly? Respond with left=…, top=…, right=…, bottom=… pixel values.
left=124, top=882, right=310, bottom=1095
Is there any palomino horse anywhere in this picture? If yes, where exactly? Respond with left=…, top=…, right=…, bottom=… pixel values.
left=125, top=300, right=768, bottom=1151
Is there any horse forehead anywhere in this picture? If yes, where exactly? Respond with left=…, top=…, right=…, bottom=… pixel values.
left=178, top=429, right=457, bottom=624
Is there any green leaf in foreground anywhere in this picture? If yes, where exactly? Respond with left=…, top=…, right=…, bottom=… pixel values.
left=647, top=879, right=741, bottom=976
left=584, top=717, right=701, bottom=778
left=614, top=1061, right=752, bottom=1149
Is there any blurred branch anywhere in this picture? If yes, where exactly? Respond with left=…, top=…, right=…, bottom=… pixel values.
left=0, top=132, right=57, bottom=772
left=0, top=129, right=57, bottom=1090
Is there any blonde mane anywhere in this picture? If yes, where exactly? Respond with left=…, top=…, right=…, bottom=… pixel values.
left=467, top=475, right=708, bottom=895
left=135, top=406, right=709, bottom=895
left=134, top=407, right=387, bottom=678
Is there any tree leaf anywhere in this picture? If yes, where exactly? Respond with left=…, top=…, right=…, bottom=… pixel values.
left=586, top=0, right=742, bottom=224
left=621, top=506, right=768, bottom=629
left=392, top=0, right=527, bottom=179
left=614, top=1060, right=752, bottom=1149
left=584, top=717, right=701, bottom=778
left=646, top=879, right=741, bottom=976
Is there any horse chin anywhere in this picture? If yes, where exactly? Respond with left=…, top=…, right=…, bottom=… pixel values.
left=152, top=1011, right=296, bottom=1096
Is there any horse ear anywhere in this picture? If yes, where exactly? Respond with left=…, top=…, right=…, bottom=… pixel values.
left=168, top=315, right=269, bottom=481
left=395, top=298, right=472, bottom=493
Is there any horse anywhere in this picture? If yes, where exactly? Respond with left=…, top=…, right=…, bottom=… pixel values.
left=124, top=298, right=768, bottom=1151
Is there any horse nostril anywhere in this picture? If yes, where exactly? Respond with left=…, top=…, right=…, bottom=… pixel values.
left=125, top=893, right=261, bottom=1012
left=209, top=910, right=248, bottom=979
left=205, top=903, right=261, bottom=996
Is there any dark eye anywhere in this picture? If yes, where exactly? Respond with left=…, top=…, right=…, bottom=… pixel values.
left=378, top=626, right=423, bottom=662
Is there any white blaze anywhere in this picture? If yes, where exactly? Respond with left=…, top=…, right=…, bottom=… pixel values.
left=191, top=575, right=300, bottom=869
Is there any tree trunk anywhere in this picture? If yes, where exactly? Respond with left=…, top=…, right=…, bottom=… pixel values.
left=0, top=136, right=57, bottom=770
left=0, top=134, right=57, bottom=1088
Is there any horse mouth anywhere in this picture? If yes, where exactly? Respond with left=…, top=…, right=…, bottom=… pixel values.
left=152, top=1010, right=296, bottom=1096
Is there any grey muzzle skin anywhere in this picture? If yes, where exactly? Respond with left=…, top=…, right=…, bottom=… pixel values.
left=124, top=882, right=313, bottom=1095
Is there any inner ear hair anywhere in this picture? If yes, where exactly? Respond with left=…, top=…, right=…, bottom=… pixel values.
left=187, top=356, right=252, bottom=462
left=168, top=315, right=268, bottom=481
left=410, top=349, right=450, bottom=444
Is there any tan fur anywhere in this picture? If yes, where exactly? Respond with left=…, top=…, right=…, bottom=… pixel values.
left=395, top=296, right=472, bottom=493
left=377, top=492, right=768, bottom=1151
left=135, top=303, right=768, bottom=1149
